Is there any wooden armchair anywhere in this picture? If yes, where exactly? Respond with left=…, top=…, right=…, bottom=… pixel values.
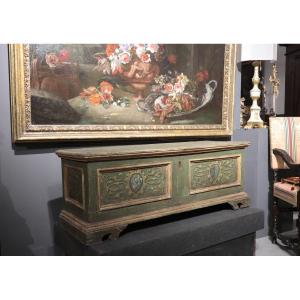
left=269, top=117, right=300, bottom=250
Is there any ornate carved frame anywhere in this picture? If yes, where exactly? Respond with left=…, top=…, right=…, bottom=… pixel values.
left=9, top=44, right=237, bottom=142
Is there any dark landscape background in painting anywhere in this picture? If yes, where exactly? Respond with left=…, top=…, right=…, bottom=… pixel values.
left=29, top=44, right=225, bottom=125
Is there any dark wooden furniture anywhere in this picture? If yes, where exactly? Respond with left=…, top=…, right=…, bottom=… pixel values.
left=269, top=117, right=300, bottom=252
left=284, top=45, right=300, bottom=116
left=55, top=207, right=264, bottom=256
left=56, top=141, right=250, bottom=245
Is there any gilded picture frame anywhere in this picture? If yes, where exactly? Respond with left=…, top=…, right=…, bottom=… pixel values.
left=9, top=44, right=236, bottom=142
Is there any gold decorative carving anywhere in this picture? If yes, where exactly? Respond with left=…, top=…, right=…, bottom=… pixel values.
left=189, top=155, right=241, bottom=194
left=97, top=162, right=172, bottom=211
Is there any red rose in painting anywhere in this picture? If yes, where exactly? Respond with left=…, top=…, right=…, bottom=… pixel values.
left=153, top=96, right=175, bottom=123
left=99, top=81, right=114, bottom=94
left=196, top=70, right=209, bottom=82
left=59, top=49, right=70, bottom=62
left=106, top=44, right=119, bottom=57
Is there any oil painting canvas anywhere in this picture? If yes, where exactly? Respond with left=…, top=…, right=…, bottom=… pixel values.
left=9, top=44, right=236, bottom=142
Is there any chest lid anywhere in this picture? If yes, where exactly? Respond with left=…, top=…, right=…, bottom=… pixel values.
left=56, top=141, right=249, bottom=162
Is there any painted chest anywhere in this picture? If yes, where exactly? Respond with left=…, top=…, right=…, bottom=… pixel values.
left=56, top=141, right=250, bottom=244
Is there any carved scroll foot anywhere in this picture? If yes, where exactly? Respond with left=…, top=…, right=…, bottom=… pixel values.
left=108, top=225, right=128, bottom=241
left=228, top=198, right=250, bottom=210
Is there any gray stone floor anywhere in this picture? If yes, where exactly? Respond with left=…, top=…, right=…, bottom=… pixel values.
left=255, top=236, right=295, bottom=256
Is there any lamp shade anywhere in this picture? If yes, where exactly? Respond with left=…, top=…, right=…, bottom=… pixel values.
left=240, top=44, right=277, bottom=62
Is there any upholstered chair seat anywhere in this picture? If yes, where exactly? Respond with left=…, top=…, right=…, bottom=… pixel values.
left=273, top=181, right=299, bottom=206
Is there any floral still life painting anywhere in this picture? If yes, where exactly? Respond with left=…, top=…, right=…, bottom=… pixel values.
left=9, top=44, right=236, bottom=142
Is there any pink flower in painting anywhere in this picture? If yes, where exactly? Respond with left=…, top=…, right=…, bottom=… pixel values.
left=119, top=51, right=131, bottom=64
left=45, top=53, right=59, bottom=68
left=146, top=44, right=159, bottom=53
left=140, top=53, right=151, bottom=63
left=163, top=83, right=174, bottom=93
left=59, top=49, right=70, bottom=62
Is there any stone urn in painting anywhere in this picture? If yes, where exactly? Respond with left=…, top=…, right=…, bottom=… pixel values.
left=122, top=59, right=160, bottom=100
left=94, top=44, right=162, bottom=100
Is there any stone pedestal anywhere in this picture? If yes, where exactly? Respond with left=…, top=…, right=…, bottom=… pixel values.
left=55, top=206, right=264, bottom=256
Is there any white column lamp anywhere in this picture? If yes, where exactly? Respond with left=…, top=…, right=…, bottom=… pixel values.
left=240, top=44, right=277, bottom=129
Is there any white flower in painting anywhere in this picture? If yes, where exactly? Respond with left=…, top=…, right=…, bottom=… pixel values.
left=174, top=82, right=185, bottom=94
left=177, top=73, right=189, bottom=87
left=109, top=54, right=121, bottom=73
left=146, top=44, right=159, bottom=53
left=135, top=45, right=146, bottom=59
left=118, top=51, right=131, bottom=64
left=140, top=53, right=151, bottom=63
left=45, top=53, right=59, bottom=68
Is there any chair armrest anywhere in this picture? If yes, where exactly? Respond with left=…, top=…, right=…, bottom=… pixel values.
left=273, top=148, right=300, bottom=170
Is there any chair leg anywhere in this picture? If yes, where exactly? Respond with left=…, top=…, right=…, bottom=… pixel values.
left=297, top=199, right=300, bottom=242
left=272, top=196, right=279, bottom=244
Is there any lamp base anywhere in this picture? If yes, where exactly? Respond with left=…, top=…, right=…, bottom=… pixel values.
left=244, top=100, right=266, bottom=129
left=244, top=105, right=266, bottom=129
left=244, top=120, right=265, bottom=129
left=244, top=62, right=266, bottom=129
